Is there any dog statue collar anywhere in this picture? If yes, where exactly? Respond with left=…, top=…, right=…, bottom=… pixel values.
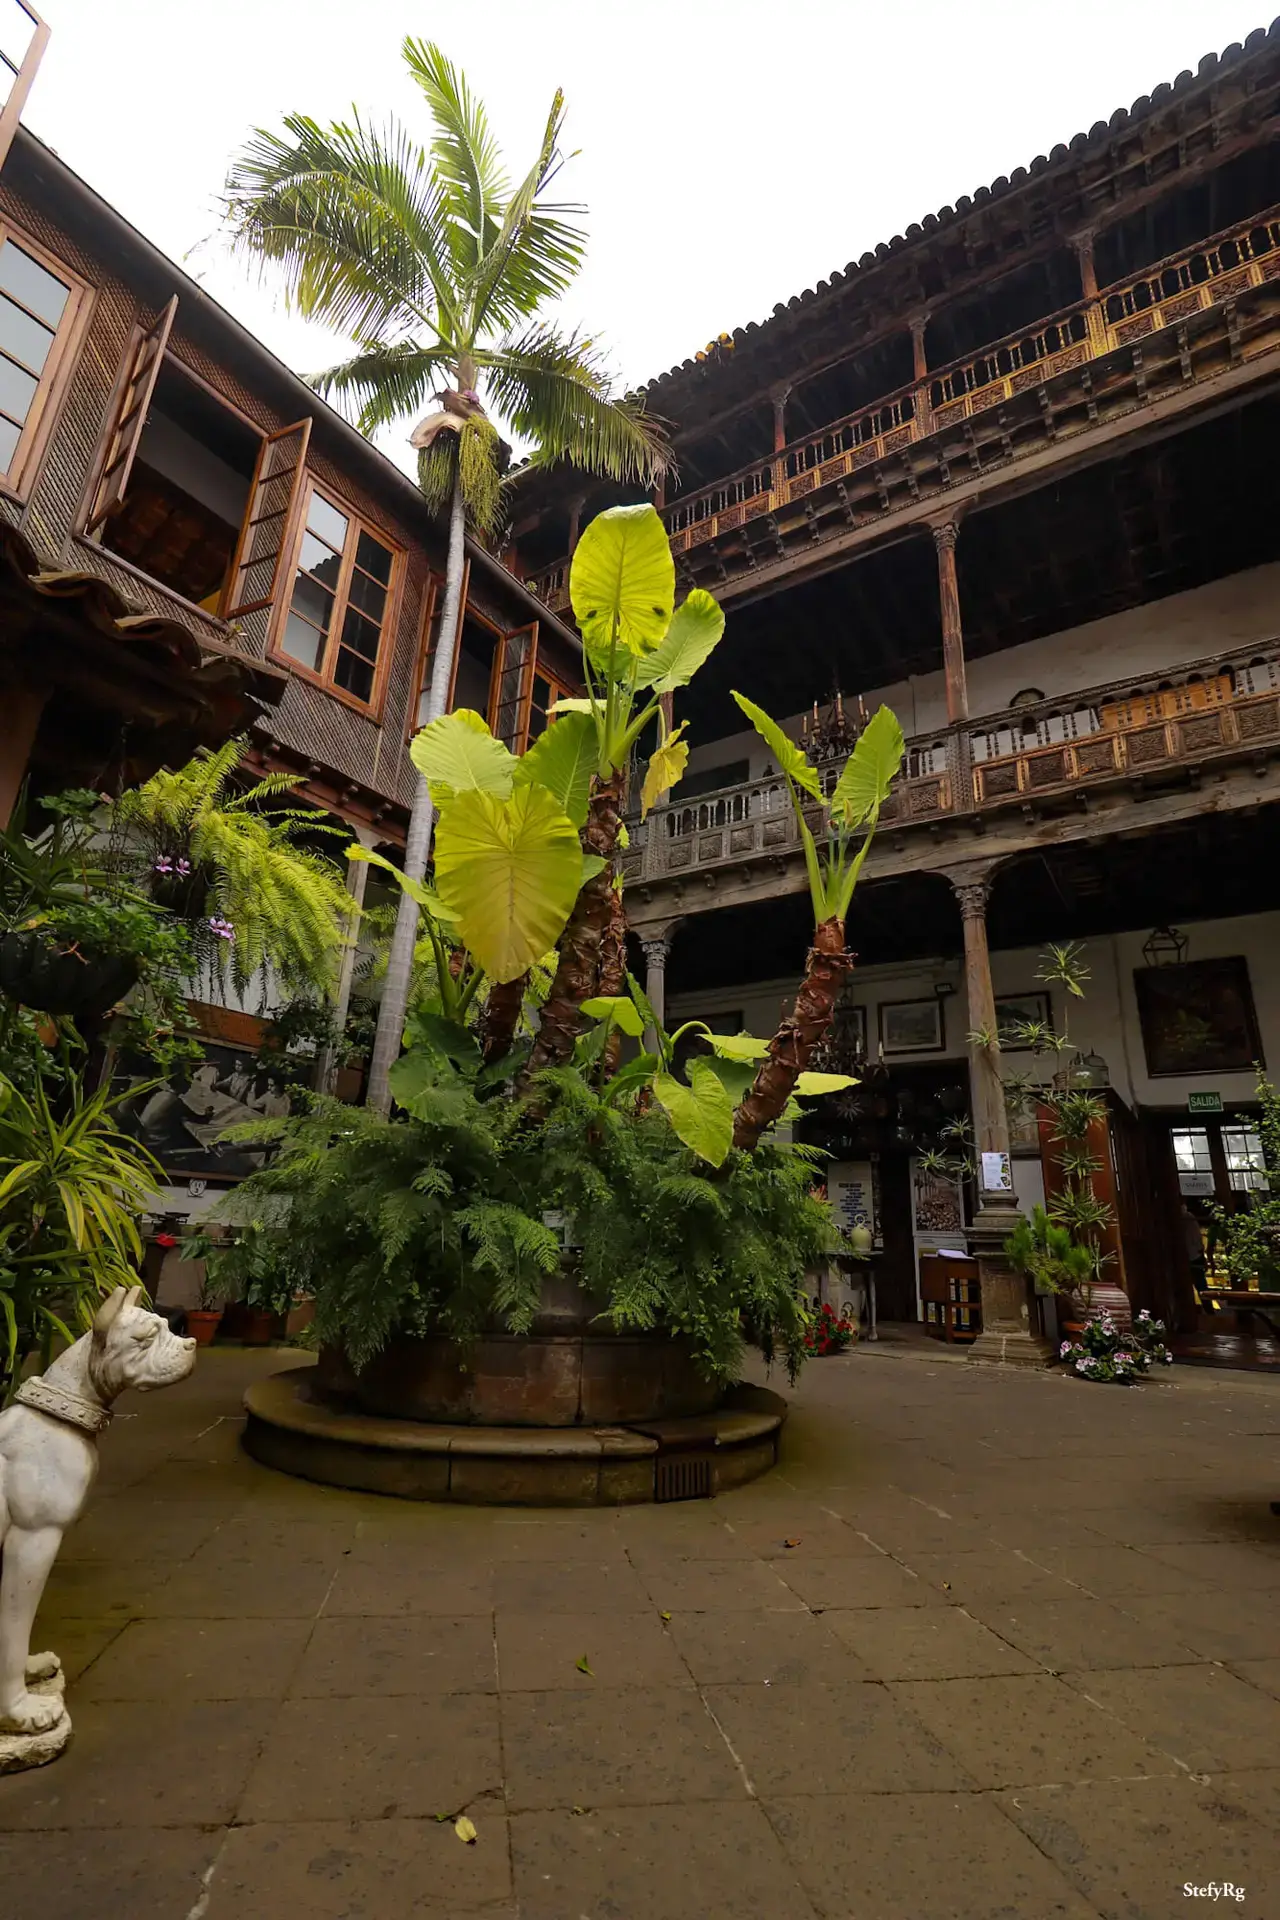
left=15, top=1377, right=113, bottom=1434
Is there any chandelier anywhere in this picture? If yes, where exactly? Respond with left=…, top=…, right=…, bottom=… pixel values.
left=1142, top=925, right=1189, bottom=968
left=800, top=688, right=869, bottom=764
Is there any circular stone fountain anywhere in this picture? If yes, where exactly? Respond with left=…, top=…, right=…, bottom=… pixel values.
left=242, top=1277, right=787, bottom=1504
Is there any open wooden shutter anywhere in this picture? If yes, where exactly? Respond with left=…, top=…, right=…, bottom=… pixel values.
left=224, top=417, right=312, bottom=618
left=84, top=295, right=177, bottom=533
left=492, top=621, right=538, bottom=751
left=0, top=3, right=49, bottom=172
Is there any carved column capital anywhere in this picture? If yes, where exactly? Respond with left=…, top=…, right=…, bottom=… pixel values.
left=640, top=934, right=671, bottom=970
left=930, top=519, right=960, bottom=556
left=953, top=877, right=990, bottom=922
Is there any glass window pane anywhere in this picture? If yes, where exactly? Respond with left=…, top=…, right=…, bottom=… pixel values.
left=306, top=491, right=349, bottom=551
left=347, top=567, right=387, bottom=620
left=1223, top=1126, right=1267, bottom=1193
left=0, top=350, right=37, bottom=424
left=354, top=528, right=392, bottom=585
left=0, top=410, right=20, bottom=470
left=290, top=569, right=335, bottom=633
left=335, top=649, right=375, bottom=702
left=1172, top=1128, right=1211, bottom=1172
left=0, top=291, right=53, bottom=375
left=280, top=610, right=325, bottom=672
left=0, top=241, right=70, bottom=329
left=339, top=607, right=381, bottom=663
left=296, top=529, right=343, bottom=589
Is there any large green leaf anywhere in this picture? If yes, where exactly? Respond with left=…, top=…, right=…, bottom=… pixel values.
left=699, top=1054, right=757, bottom=1105
left=794, top=1071, right=860, bottom=1097
left=410, top=708, right=515, bottom=802
left=730, top=692, right=822, bottom=801
left=707, top=1031, right=770, bottom=1062
left=434, top=782, right=583, bottom=982
left=514, top=710, right=598, bottom=826
left=346, top=846, right=459, bottom=923
left=828, top=706, right=906, bottom=830
left=633, top=589, right=725, bottom=691
left=581, top=994, right=646, bottom=1037
left=653, top=1060, right=734, bottom=1168
left=570, top=504, right=674, bottom=658
left=640, top=723, right=688, bottom=818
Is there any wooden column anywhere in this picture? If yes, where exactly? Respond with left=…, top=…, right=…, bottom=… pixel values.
left=0, top=681, right=49, bottom=826
left=316, top=837, right=373, bottom=1094
left=1071, top=230, right=1099, bottom=301
left=565, top=492, right=587, bottom=554
left=931, top=520, right=968, bottom=723
left=770, top=384, right=790, bottom=455
left=640, top=932, right=671, bottom=1034
left=946, top=865, right=1052, bottom=1367
left=909, top=314, right=930, bottom=383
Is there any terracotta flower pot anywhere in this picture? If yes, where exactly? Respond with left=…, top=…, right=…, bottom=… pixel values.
left=241, top=1308, right=278, bottom=1347
left=186, top=1309, right=223, bottom=1346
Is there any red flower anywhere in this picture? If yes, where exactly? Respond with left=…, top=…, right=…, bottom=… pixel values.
left=153, top=1233, right=179, bottom=1248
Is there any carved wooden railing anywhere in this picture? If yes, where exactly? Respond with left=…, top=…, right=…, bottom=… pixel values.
left=527, top=204, right=1280, bottom=613
left=623, top=642, right=1280, bottom=884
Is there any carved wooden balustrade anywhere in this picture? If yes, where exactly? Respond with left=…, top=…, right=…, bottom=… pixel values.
left=622, top=642, right=1280, bottom=887
left=527, top=205, right=1280, bottom=615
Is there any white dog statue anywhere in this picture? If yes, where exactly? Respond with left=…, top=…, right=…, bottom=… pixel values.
left=0, top=1285, right=196, bottom=1769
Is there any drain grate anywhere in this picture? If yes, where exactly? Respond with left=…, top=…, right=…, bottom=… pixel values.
left=654, top=1450, right=714, bottom=1502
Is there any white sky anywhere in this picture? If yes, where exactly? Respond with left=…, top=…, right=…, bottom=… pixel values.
left=19, top=0, right=1259, bottom=472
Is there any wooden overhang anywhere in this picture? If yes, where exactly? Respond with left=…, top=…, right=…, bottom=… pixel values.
left=0, top=520, right=287, bottom=806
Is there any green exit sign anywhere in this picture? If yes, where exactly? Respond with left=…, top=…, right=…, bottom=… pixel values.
left=1188, top=1091, right=1223, bottom=1114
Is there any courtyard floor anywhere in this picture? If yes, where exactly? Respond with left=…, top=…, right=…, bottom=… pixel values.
left=2, top=1342, right=1278, bottom=1920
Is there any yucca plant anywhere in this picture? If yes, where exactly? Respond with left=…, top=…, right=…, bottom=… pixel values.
left=0, top=1070, right=162, bottom=1397
left=112, top=738, right=357, bottom=997
left=222, top=40, right=670, bottom=1111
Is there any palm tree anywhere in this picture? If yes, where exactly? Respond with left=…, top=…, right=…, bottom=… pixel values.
left=223, top=39, right=668, bottom=1112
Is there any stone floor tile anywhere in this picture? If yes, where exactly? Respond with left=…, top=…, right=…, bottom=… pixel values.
left=323, top=1556, right=494, bottom=1617
left=996, top=1776, right=1276, bottom=1920
left=973, top=1596, right=1203, bottom=1672
left=1137, top=1541, right=1280, bottom=1588
left=492, top=1557, right=651, bottom=1613
left=1119, top=1590, right=1280, bottom=1662
left=0, top=1826, right=221, bottom=1920
left=1068, top=1663, right=1280, bottom=1774
left=204, top=1808, right=512, bottom=1918
left=292, top=1614, right=497, bottom=1696
left=705, top=1679, right=973, bottom=1793
left=666, top=1607, right=872, bottom=1685
left=899, top=1548, right=1084, bottom=1602
left=891, top=1672, right=1181, bottom=1789
left=142, top=1555, right=336, bottom=1619
left=823, top=1604, right=1042, bottom=1680
left=502, top=1686, right=746, bottom=1810
left=0, top=1699, right=278, bottom=1828
left=634, top=1555, right=807, bottom=1612
left=1227, top=1659, right=1280, bottom=1702
left=34, top=1556, right=174, bottom=1622
left=511, top=1802, right=818, bottom=1920
left=767, top=1790, right=1099, bottom=1918
left=25, top=1616, right=129, bottom=1684
left=1029, top=1543, right=1219, bottom=1596
left=772, top=1552, right=943, bottom=1611
left=722, top=1512, right=882, bottom=1557
left=78, top=1616, right=312, bottom=1700
left=191, top=1515, right=362, bottom=1562
left=56, top=1502, right=233, bottom=1564
left=497, top=1609, right=690, bottom=1688
left=240, top=1694, right=502, bottom=1821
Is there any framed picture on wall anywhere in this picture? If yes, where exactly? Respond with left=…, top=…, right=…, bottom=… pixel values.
left=993, top=992, right=1052, bottom=1047
left=113, top=1009, right=293, bottom=1183
left=1133, top=957, right=1264, bottom=1077
left=879, top=997, right=944, bottom=1055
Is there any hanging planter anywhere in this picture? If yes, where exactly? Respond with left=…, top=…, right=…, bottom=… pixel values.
left=0, top=928, right=139, bottom=1019
left=147, top=854, right=213, bottom=921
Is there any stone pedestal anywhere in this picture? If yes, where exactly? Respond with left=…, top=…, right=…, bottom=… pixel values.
left=966, top=1202, right=1054, bottom=1368
left=0, top=1661, right=69, bottom=1774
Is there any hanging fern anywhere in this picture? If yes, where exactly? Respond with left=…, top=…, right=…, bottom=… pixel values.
left=112, top=738, right=357, bottom=998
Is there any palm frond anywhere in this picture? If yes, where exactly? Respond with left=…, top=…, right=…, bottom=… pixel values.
left=401, top=38, right=508, bottom=277
left=466, top=86, right=586, bottom=338
left=223, top=112, right=459, bottom=340
left=478, top=325, right=670, bottom=485
left=310, top=342, right=454, bottom=435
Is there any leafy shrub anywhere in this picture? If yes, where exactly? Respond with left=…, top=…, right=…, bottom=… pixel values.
left=1059, top=1308, right=1173, bottom=1384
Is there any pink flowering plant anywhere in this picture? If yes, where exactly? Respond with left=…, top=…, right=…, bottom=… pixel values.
left=1059, top=1307, right=1173, bottom=1384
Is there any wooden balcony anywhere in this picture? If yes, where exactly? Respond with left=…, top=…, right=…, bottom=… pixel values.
left=528, top=206, right=1280, bottom=616
left=623, top=641, right=1280, bottom=893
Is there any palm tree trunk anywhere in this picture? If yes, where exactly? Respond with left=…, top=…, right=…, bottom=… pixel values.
left=598, top=884, right=628, bottom=1076
left=732, top=917, right=851, bottom=1154
left=521, top=770, right=624, bottom=1081
left=480, top=971, right=527, bottom=1065
left=366, top=464, right=468, bottom=1115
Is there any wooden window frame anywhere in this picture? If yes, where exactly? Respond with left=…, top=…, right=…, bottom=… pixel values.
left=0, top=3, right=49, bottom=174
left=268, top=475, right=405, bottom=720
left=408, top=559, right=470, bottom=737
left=83, top=295, right=178, bottom=533
left=223, top=416, right=311, bottom=618
left=525, top=651, right=579, bottom=749
left=491, top=620, right=540, bottom=753
left=0, top=216, right=91, bottom=502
